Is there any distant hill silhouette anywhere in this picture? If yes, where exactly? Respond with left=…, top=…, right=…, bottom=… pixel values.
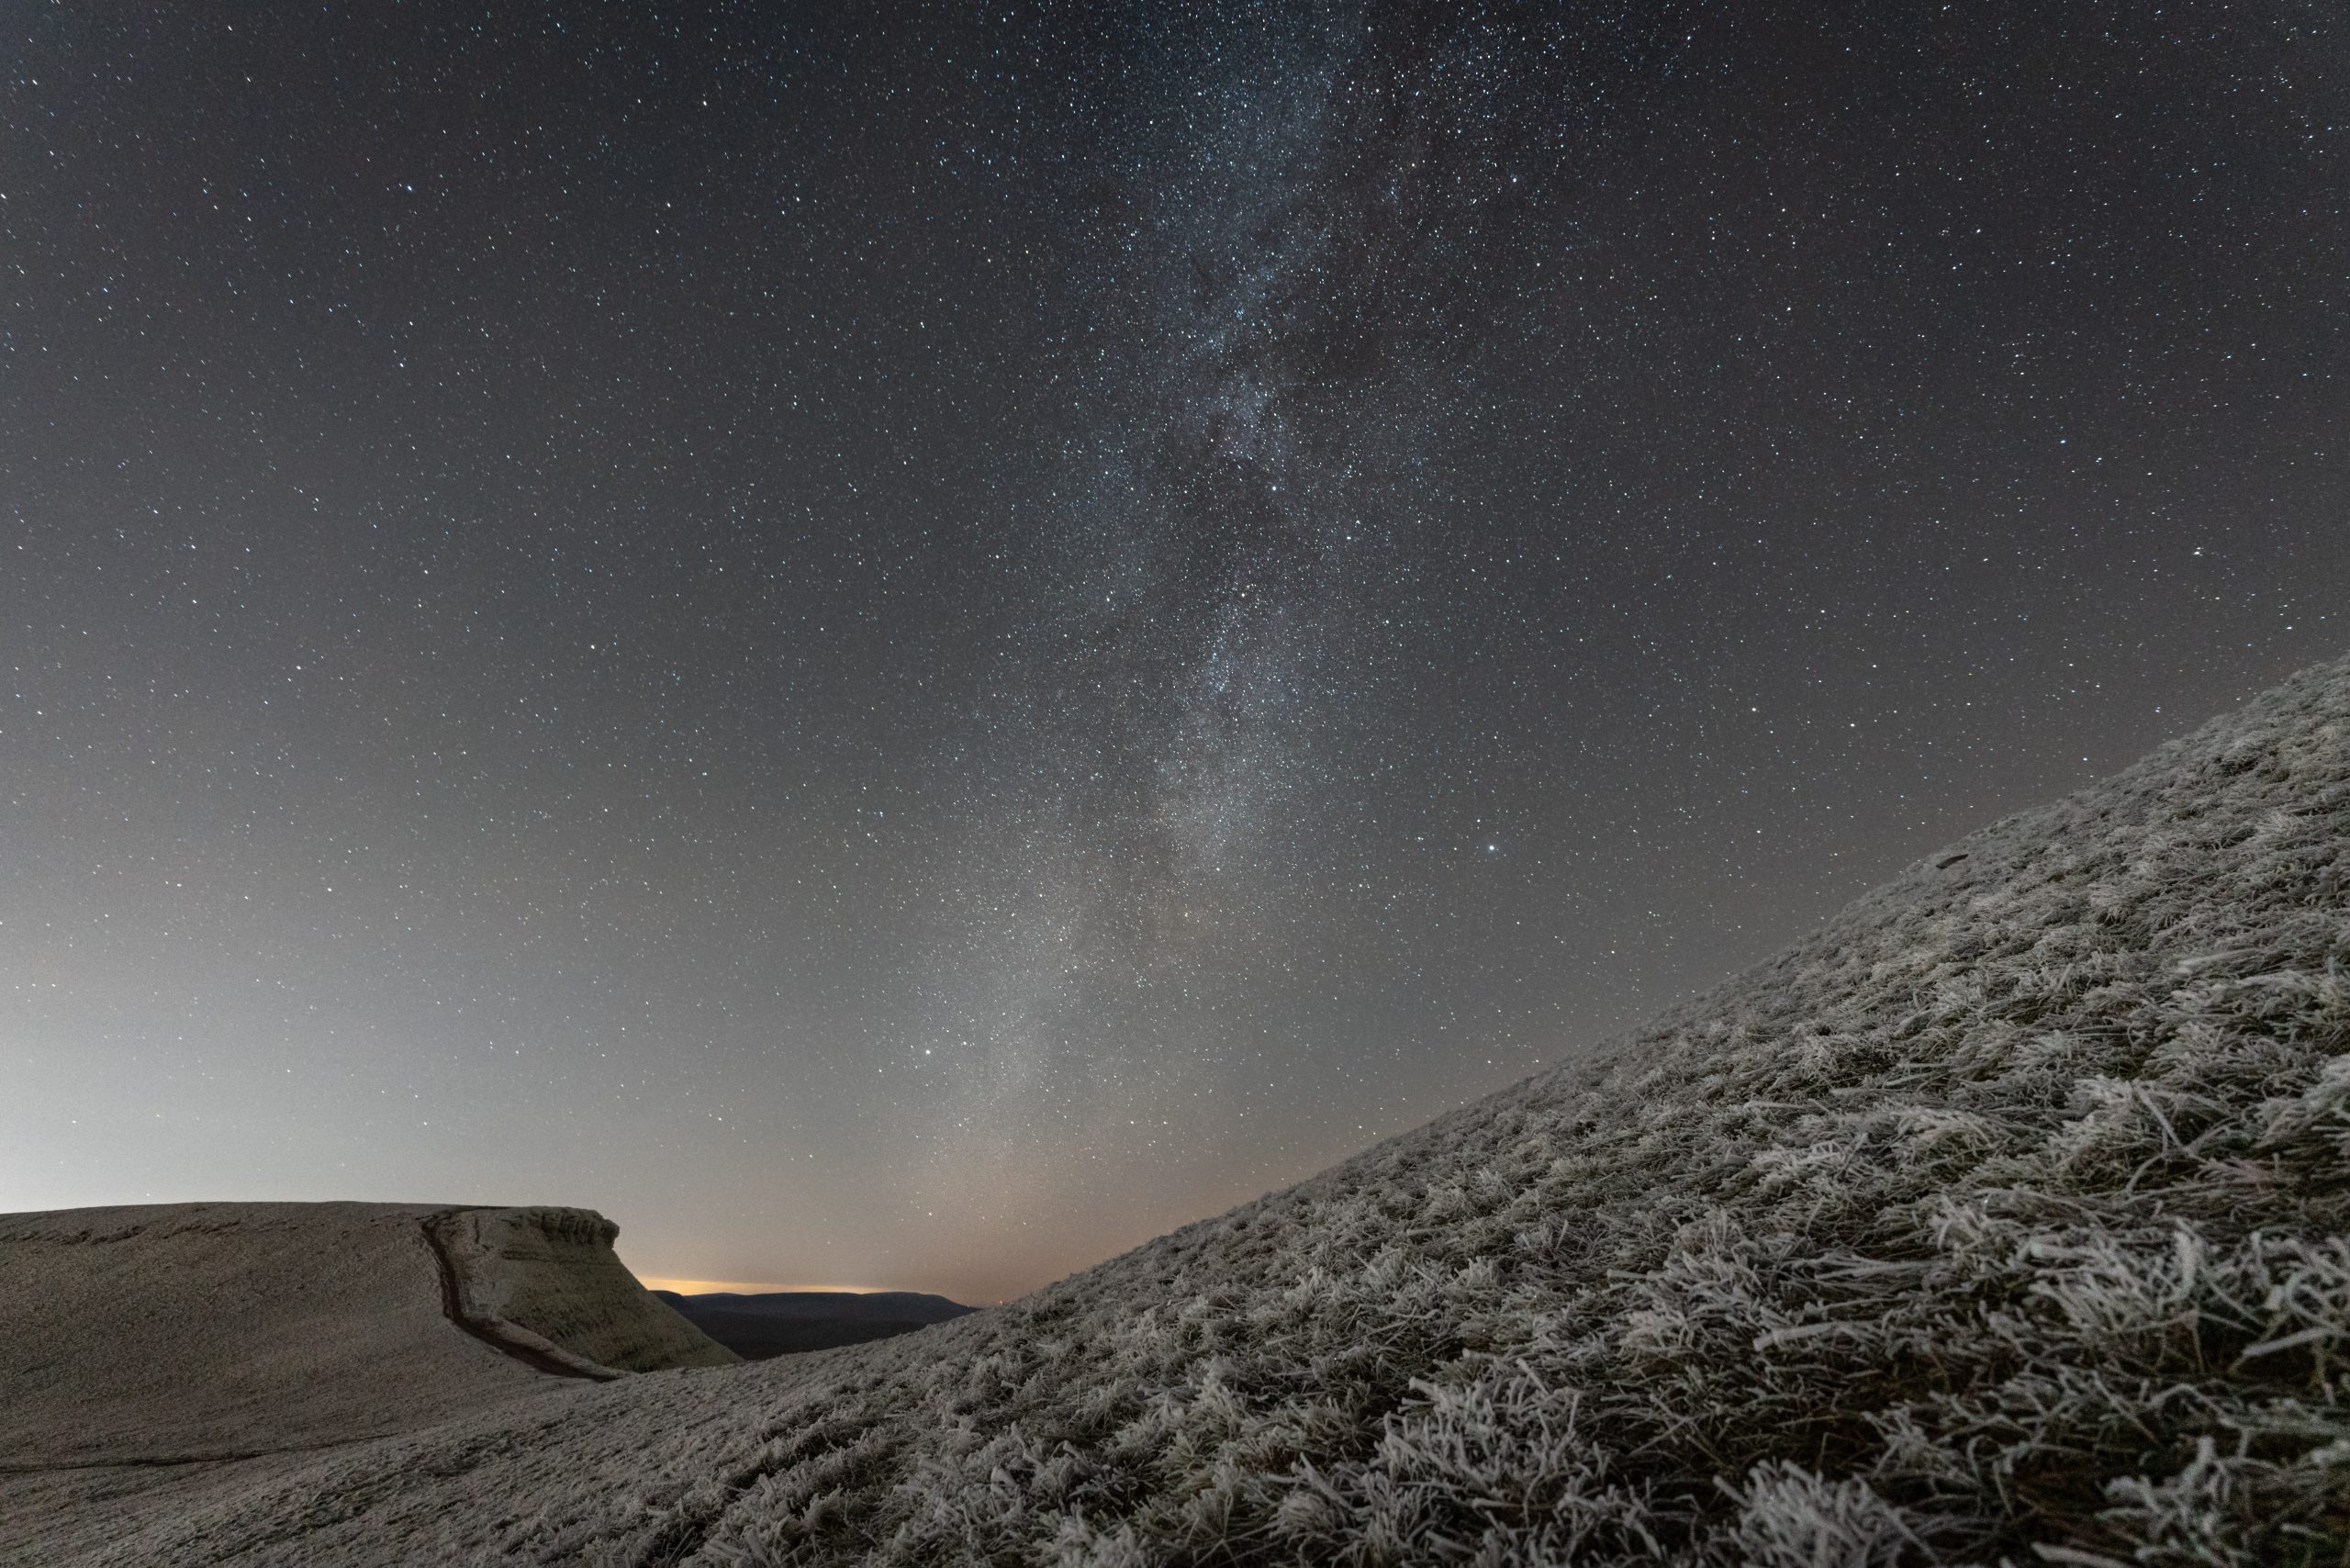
left=652, top=1289, right=974, bottom=1360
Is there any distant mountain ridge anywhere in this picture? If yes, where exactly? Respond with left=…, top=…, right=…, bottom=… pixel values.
left=651, top=1290, right=971, bottom=1323
left=652, top=1289, right=974, bottom=1360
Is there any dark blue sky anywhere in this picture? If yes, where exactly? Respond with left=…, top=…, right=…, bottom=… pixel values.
left=6, top=1, right=2346, bottom=1301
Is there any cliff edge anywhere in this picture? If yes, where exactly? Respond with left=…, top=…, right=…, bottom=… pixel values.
left=0, top=1200, right=733, bottom=1472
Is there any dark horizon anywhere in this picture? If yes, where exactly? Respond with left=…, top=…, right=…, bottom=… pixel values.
left=6, top=2, right=2346, bottom=1305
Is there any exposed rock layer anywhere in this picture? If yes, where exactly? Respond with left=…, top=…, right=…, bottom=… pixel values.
left=430, top=1206, right=738, bottom=1376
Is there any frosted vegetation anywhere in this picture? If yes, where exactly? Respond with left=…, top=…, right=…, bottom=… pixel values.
left=67, top=655, right=2350, bottom=1565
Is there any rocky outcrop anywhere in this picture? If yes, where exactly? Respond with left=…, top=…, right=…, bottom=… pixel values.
left=427, top=1206, right=737, bottom=1376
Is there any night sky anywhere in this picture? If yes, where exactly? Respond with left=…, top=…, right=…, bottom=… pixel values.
left=6, top=3, right=2346, bottom=1305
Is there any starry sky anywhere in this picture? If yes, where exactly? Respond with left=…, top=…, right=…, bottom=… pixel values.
left=6, top=2, right=2346, bottom=1305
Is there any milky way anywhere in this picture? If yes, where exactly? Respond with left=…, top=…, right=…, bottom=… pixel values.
left=6, top=2, right=2347, bottom=1302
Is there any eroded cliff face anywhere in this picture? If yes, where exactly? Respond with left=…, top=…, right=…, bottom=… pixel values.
left=427, top=1205, right=737, bottom=1375
left=0, top=1200, right=732, bottom=1473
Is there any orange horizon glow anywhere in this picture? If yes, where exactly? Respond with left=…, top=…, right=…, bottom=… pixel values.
left=634, top=1275, right=887, bottom=1296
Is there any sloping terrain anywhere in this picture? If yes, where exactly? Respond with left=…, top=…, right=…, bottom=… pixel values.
left=19, top=652, right=2350, bottom=1566
left=655, top=1291, right=976, bottom=1361
left=430, top=1205, right=741, bottom=1377
left=0, top=1200, right=732, bottom=1557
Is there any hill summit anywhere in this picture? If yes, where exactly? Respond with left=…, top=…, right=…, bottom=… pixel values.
left=17, top=653, right=2350, bottom=1566
left=0, top=1202, right=732, bottom=1475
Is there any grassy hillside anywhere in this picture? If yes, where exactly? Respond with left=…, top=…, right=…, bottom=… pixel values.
left=0, top=1202, right=726, bottom=1473
left=49, top=653, right=2350, bottom=1565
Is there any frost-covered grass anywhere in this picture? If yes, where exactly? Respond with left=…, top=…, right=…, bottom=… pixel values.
left=62, top=655, right=2350, bottom=1566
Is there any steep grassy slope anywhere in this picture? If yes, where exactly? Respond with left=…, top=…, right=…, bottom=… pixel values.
left=0, top=1203, right=729, bottom=1470
left=2, top=1203, right=550, bottom=1471
left=39, top=654, right=2350, bottom=1565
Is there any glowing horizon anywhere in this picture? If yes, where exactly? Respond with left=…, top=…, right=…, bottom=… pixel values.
left=633, top=1276, right=892, bottom=1297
